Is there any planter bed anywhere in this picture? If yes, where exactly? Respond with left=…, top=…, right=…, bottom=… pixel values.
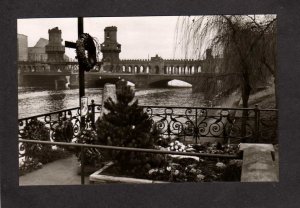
left=90, top=142, right=279, bottom=183
left=89, top=142, right=242, bottom=184
left=90, top=162, right=167, bottom=184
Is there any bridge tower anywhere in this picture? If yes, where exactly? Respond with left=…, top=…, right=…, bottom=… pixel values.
left=101, top=26, right=121, bottom=72
left=150, top=54, right=164, bottom=74
left=45, top=27, right=65, bottom=63
left=45, top=27, right=65, bottom=71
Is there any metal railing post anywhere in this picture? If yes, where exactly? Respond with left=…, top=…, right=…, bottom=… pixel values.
left=91, top=99, right=95, bottom=129
left=195, top=108, right=198, bottom=144
left=81, top=146, right=85, bottom=185
left=254, top=104, right=260, bottom=143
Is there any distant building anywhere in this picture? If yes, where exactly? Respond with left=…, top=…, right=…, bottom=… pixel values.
left=28, top=38, right=48, bottom=62
left=17, top=34, right=28, bottom=61
left=18, top=27, right=70, bottom=63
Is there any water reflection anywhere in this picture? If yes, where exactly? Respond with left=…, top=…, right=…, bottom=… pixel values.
left=46, top=91, right=66, bottom=113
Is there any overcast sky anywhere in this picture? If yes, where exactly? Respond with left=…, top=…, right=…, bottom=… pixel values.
left=17, top=16, right=184, bottom=60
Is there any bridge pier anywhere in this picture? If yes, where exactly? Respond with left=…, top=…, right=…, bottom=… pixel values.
left=18, top=72, right=23, bottom=86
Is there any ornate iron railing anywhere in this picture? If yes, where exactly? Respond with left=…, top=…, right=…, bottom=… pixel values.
left=18, top=101, right=101, bottom=144
left=18, top=103, right=277, bottom=160
left=18, top=61, right=102, bottom=74
left=142, top=104, right=277, bottom=144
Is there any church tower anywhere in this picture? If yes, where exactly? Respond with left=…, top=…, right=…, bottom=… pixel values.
left=101, top=26, right=121, bottom=72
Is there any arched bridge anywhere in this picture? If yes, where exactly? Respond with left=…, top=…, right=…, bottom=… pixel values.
left=79, top=72, right=238, bottom=93
left=18, top=61, right=238, bottom=92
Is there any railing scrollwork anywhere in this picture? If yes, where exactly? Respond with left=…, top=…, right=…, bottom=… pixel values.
left=19, top=104, right=277, bottom=159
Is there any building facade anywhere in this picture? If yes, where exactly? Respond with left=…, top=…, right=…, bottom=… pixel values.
left=17, top=34, right=28, bottom=61
left=18, top=27, right=69, bottom=63
left=28, top=38, right=48, bottom=62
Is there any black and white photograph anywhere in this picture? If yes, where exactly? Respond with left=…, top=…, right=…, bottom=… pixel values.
left=17, top=15, right=278, bottom=186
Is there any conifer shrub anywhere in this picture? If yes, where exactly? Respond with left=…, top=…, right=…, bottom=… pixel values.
left=95, top=80, right=166, bottom=176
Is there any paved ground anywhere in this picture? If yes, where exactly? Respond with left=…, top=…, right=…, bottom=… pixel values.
left=19, top=155, right=89, bottom=186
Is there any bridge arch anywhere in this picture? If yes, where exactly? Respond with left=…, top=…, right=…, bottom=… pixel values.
left=140, top=65, right=145, bottom=73
left=168, top=79, right=193, bottom=87
left=122, top=65, right=126, bottom=73
left=173, top=66, right=176, bottom=74
left=178, top=66, right=182, bottom=74
left=133, top=65, right=138, bottom=73
left=170, top=66, right=174, bottom=74
left=165, top=66, right=170, bottom=74
left=191, top=66, right=195, bottom=74
left=128, top=66, right=132, bottom=73
left=198, top=66, right=202, bottom=73
left=148, top=78, right=193, bottom=88
left=146, top=66, right=150, bottom=73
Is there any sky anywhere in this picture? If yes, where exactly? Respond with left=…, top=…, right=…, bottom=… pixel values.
left=17, top=15, right=276, bottom=61
left=17, top=16, right=184, bottom=60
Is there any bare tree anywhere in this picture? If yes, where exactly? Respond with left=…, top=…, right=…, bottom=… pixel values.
left=175, top=15, right=277, bottom=109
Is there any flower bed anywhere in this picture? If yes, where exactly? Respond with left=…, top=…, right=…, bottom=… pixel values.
left=89, top=141, right=242, bottom=183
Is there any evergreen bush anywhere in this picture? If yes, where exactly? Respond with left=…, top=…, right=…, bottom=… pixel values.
left=95, top=80, right=166, bottom=176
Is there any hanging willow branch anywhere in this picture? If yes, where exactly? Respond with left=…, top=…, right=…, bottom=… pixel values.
left=174, top=15, right=277, bottom=107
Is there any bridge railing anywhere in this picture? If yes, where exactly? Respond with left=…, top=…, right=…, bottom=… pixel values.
left=18, top=61, right=102, bottom=73
left=18, top=61, right=236, bottom=76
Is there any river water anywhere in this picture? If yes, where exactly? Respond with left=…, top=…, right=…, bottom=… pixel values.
left=18, top=87, right=208, bottom=119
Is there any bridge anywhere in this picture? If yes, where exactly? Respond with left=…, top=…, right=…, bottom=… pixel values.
left=18, top=61, right=238, bottom=94
left=18, top=26, right=237, bottom=92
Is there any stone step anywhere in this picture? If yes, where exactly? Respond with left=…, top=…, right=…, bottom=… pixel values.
left=239, top=143, right=278, bottom=182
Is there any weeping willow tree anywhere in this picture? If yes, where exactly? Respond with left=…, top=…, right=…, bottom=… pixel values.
left=174, top=15, right=277, bottom=109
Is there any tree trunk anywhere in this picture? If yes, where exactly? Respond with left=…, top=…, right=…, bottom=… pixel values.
left=241, top=72, right=251, bottom=141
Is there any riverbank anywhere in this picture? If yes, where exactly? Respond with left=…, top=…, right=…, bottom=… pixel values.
left=240, top=84, right=276, bottom=109
left=205, top=85, right=277, bottom=144
left=215, top=83, right=276, bottom=109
